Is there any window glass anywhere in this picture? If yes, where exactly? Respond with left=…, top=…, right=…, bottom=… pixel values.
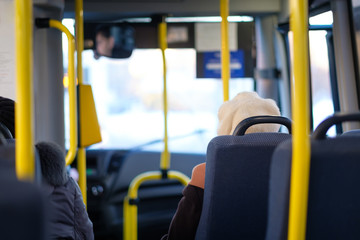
left=309, top=30, right=335, bottom=135
left=309, top=11, right=333, bottom=25
left=287, top=11, right=336, bottom=135
left=62, top=19, right=254, bottom=153
left=351, top=1, right=360, bottom=95
left=82, top=49, right=254, bottom=153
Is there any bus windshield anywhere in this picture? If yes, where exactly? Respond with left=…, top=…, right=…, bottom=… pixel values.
left=62, top=19, right=254, bottom=153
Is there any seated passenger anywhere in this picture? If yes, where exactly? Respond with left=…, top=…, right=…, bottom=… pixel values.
left=0, top=96, right=94, bottom=239
left=36, top=141, right=94, bottom=240
left=161, top=91, right=281, bottom=240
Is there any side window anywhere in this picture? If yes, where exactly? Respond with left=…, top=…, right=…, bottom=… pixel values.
left=351, top=1, right=360, bottom=84
left=309, top=30, right=336, bottom=135
left=287, top=11, right=337, bottom=135
left=309, top=11, right=336, bottom=135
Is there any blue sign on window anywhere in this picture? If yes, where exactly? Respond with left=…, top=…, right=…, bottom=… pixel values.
left=203, top=50, right=244, bottom=78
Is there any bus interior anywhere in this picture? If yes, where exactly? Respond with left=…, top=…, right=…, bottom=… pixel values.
left=1, top=0, right=360, bottom=239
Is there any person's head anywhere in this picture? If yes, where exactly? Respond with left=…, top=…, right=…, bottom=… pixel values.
left=36, top=142, right=68, bottom=187
left=0, top=96, right=15, bottom=138
left=217, top=92, right=281, bottom=135
left=95, top=25, right=115, bottom=57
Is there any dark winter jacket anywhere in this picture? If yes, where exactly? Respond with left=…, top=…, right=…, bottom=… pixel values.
left=36, top=142, right=94, bottom=240
left=161, top=163, right=205, bottom=240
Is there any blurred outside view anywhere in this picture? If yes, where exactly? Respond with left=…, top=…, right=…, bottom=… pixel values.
left=309, top=11, right=336, bottom=135
left=81, top=49, right=254, bottom=153
left=309, top=30, right=335, bottom=135
left=288, top=11, right=335, bottom=135
left=62, top=11, right=335, bottom=153
left=62, top=19, right=253, bottom=153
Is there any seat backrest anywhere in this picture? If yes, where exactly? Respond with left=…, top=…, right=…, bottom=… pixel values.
left=266, top=136, right=360, bottom=240
left=0, top=122, right=13, bottom=139
left=195, top=132, right=291, bottom=240
left=0, top=139, right=42, bottom=185
left=341, top=129, right=360, bottom=136
left=0, top=144, right=46, bottom=240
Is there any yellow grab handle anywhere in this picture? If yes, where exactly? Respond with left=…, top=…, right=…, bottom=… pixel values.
left=288, top=0, right=311, bottom=240
left=77, top=148, right=87, bottom=206
left=158, top=20, right=170, bottom=170
left=75, top=0, right=87, bottom=207
left=124, top=171, right=190, bottom=240
left=15, top=0, right=35, bottom=181
left=123, top=18, right=194, bottom=240
left=49, top=20, right=78, bottom=166
left=220, top=0, right=230, bottom=102
left=75, top=0, right=84, bottom=86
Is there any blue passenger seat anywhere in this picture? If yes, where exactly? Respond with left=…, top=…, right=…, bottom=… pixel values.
left=195, top=116, right=292, bottom=240
left=266, top=112, right=360, bottom=240
left=0, top=122, right=13, bottom=140
left=341, top=129, right=360, bottom=136
left=0, top=141, right=46, bottom=240
left=0, top=121, right=42, bottom=184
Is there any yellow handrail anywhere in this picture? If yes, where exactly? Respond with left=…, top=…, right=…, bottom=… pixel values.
left=220, top=0, right=230, bottom=102
left=76, top=0, right=84, bottom=85
left=288, top=0, right=311, bottom=239
left=124, top=171, right=190, bottom=240
left=159, top=20, right=170, bottom=170
left=77, top=148, right=87, bottom=204
left=49, top=20, right=78, bottom=166
left=75, top=0, right=87, bottom=207
left=123, top=18, right=191, bottom=240
left=15, top=0, right=35, bottom=181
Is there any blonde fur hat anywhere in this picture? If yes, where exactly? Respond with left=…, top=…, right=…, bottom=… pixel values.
left=217, top=92, right=281, bottom=135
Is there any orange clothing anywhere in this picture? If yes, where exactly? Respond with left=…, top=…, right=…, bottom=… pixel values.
left=189, top=163, right=206, bottom=189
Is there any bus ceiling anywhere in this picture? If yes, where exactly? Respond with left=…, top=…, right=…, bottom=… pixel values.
left=63, top=0, right=282, bottom=21
left=64, top=0, right=332, bottom=22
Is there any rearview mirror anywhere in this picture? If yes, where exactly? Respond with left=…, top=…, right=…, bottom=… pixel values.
left=94, top=24, right=135, bottom=59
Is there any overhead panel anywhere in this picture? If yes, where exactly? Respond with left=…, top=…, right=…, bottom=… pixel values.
left=65, top=0, right=281, bottom=21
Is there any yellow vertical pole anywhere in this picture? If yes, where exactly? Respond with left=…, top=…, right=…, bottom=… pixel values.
left=123, top=171, right=190, bottom=240
left=75, top=0, right=87, bottom=207
left=76, top=0, right=84, bottom=85
left=158, top=19, right=170, bottom=170
left=288, top=0, right=311, bottom=239
left=77, top=148, right=87, bottom=205
left=123, top=18, right=192, bottom=240
left=123, top=196, right=132, bottom=240
left=15, top=0, right=35, bottom=181
left=220, top=0, right=230, bottom=102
